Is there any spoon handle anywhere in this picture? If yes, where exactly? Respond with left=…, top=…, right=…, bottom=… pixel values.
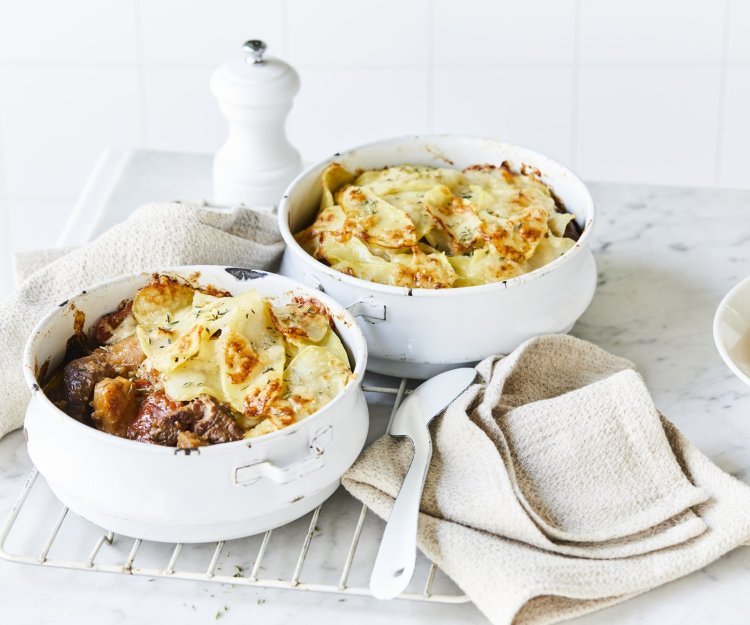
left=370, top=414, right=433, bottom=600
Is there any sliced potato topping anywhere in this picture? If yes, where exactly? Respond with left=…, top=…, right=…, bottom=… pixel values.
left=282, top=345, right=352, bottom=419
left=296, top=162, right=580, bottom=288
left=337, top=185, right=418, bottom=249
left=133, top=279, right=353, bottom=438
left=244, top=344, right=351, bottom=439
left=132, top=277, right=195, bottom=329
left=269, top=297, right=332, bottom=343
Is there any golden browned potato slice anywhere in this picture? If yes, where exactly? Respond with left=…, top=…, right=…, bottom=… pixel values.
left=282, top=346, right=351, bottom=420
left=269, top=298, right=332, bottom=344
left=320, top=163, right=355, bottom=209
left=356, top=165, right=463, bottom=194
left=525, top=235, right=575, bottom=270
left=390, top=247, right=457, bottom=289
left=294, top=204, right=348, bottom=256
left=285, top=327, right=349, bottom=364
left=448, top=248, right=523, bottom=286
left=337, top=186, right=418, bottom=249
left=479, top=204, right=549, bottom=263
left=423, top=184, right=483, bottom=254
left=132, top=277, right=195, bottom=330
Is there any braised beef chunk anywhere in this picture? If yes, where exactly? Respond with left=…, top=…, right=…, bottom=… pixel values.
left=563, top=218, right=582, bottom=241
left=91, top=377, right=138, bottom=436
left=63, top=354, right=116, bottom=422
left=63, top=332, right=92, bottom=362
left=127, top=391, right=194, bottom=446
left=93, top=299, right=133, bottom=344
left=191, top=396, right=245, bottom=443
left=62, top=336, right=144, bottom=422
left=128, top=391, right=243, bottom=447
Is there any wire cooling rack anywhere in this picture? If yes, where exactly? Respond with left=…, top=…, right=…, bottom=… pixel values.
left=0, top=378, right=470, bottom=605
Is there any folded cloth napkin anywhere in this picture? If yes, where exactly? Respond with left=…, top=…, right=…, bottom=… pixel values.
left=0, top=202, right=284, bottom=440
left=342, top=335, right=750, bottom=625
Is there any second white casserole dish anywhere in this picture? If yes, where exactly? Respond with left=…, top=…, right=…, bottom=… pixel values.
left=23, top=266, right=369, bottom=543
left=278, top=135, right=597, bottom=378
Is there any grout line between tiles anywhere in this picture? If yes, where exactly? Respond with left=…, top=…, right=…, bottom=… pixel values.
left=0, top=96, right=13, bottom=294
left=2, top=60, right=749, bottom=71
left=285, top=61, right=738, bottom=71
left=5, top=194, right=77, bottom=203
left=427, top=0, right=435, bottom=132
left=133, top=0, right=149, bottom=147
left=569, top=0, right=582, bottom=170
left=281, top=0, right=290, bottom=59
left=713, top=0, right=732, bottom=187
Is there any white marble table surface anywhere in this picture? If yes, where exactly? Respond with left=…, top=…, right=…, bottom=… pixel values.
left=2, top=149, right=750, bottom=625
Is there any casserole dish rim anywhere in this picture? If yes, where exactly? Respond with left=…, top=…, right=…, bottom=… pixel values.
left=22, top=265, right=369, bottom=456
left=278, top=133, right=596, bottom=297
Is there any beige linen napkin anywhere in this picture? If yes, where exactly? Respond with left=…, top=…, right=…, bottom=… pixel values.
left=0, top=202, right=284, bottom=440
left=342, top=335, right=750, bottom=625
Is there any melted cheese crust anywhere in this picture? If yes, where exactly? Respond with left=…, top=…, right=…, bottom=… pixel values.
left=296, top=163, right=578, bottom=288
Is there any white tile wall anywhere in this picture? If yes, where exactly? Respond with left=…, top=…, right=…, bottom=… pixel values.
left=432, top=0, right=577, bottom=66
left=719, top=66, right=750, bottom=188
left=0, top=0, right=747, bottom=294
left=6, top=198, right=73, bottom=252
left=727, top=0, right=750, bottom=62
left=0, top=67, right=142, bottom=198
left=0, top=122, right=10, bottom=298
left=433, top=67, right=575, bottom=164
left=577, top=67, right=722, bottom=186
left=288, top=67, right=431, bottom=162
left=0, top=0, right=139, bottom=65
left=288, top=0, right=431, bottom=67
left=579, top=0, right=725, bottom=65
left=139, top=0, right=286, bottom=66
left=142, top=66, right=225, bottom=153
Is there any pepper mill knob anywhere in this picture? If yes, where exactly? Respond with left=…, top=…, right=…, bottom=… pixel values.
left=243, top=39, right=266, bottom=64
left=210, top=40, right=302, bottom=209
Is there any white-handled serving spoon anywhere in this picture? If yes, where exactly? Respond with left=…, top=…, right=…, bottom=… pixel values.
left=369, top=367, right=477, bottom=600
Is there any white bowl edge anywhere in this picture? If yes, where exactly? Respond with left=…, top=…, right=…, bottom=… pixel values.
left=713, top=273, right=750, bottom=387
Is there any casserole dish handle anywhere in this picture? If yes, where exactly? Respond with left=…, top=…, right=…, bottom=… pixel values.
left=300, top=272, right=386, bottom=322
left=234, top=455, right=324, bottom=485
left=234, top=425, right=332, bottom=485
left=346, top=299, right=386, bottom=322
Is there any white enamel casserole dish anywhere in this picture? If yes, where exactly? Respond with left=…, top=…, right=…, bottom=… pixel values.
left=278, top=135, right=597, bottom=378
left=23, top=266, right=369, bottom=543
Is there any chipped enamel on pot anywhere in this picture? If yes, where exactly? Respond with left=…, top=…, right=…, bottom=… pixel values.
left=23, top=266, right=369, bottom=543
left=278, top=135, right=598, bottom=378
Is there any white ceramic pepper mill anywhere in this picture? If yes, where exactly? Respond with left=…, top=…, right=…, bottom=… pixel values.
left=210, top=40, right=302, bottom=209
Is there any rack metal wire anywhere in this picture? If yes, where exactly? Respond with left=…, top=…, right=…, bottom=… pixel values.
left=0, top=379, right=470, bottom=605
